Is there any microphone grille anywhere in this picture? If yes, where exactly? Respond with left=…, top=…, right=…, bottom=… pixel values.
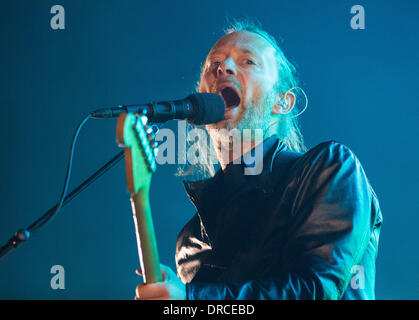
left=187, top=93, right=225, bottom=125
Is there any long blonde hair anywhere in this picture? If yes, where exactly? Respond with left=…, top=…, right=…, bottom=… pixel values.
left=178, top=19, right=307, bottom=179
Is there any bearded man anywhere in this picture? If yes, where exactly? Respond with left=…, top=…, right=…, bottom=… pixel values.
left=134, top=21, right=382, bottom=300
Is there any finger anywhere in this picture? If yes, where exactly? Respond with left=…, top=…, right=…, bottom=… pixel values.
left=139, top=296, right=169, bottom=301
left=134, top=295, right=164, bottom=301
left=135, top=268, right=143, bottom=276
left=136, top=288, right=169, bottom=300
left=136, top=283, right=169, bottom=300
left=134, top=294, right=167, bottom=301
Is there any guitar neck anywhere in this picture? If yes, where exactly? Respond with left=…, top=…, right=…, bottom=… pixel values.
left=130, top=190, right=162, bottom=284
left=116, top=112, right=161, bottom=284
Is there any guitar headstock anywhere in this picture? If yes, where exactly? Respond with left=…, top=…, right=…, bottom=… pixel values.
left=116, top=112, right=158, bottom=194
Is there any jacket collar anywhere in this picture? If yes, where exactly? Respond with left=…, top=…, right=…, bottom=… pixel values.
left=183, top=136, right=286, bottom=214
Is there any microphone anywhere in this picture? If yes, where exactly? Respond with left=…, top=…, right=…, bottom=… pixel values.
left=91, top=93, right=225, bottom=125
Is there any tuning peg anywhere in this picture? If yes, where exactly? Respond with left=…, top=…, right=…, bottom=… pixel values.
left=146, top=125, right=160, bottom=142
left=150, top=124, right=159, bottom=134
left=139, top=115, right=148, bottom=126
left=152, top=140, right=159, bottom=158
left=145, top=129, right=152, bottom=142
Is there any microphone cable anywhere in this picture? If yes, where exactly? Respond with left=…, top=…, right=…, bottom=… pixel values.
left=27, top=113, right=91, bottom=233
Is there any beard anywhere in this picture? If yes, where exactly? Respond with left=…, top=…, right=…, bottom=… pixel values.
left=207, top=89, right=276, bottom=146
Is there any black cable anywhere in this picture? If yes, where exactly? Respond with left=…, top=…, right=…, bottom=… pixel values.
left=0, top=149, right=125, bottom=260
left=0, top=114, right=160, bottom=260
left=28, top=114, right=91, bottom=232
left=0, top=113, right=93, bottom=259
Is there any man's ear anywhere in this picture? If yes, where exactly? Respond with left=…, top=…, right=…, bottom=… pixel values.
left=272, top=92, right=296, bottom=115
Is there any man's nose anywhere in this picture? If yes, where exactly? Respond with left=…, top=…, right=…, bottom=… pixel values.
left=217, top=58, right=236, bottom=76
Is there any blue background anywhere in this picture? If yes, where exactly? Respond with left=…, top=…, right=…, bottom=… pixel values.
left=0, top=0, right=418, bottom=299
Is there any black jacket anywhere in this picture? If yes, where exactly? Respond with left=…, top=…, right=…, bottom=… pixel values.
left=176, top=137, right=382, bottom=299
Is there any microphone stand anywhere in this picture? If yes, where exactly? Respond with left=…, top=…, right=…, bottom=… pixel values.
left=0, top=150, right=125, bottom=260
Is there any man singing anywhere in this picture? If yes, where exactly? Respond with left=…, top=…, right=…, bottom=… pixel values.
left=134, top=21, right=382, bottom=300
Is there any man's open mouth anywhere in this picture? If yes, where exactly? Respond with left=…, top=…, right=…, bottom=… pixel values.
left=220, top=87, right=241, bottom=109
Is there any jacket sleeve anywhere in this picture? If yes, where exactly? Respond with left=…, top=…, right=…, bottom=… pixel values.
left=185, top=142, right=378, bottom=300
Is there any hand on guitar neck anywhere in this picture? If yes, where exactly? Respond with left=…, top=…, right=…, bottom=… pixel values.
left=116, top=112, right=186, bottom=300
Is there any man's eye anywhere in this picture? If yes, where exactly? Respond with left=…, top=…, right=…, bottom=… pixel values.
left=212, top=61, right=221, bottom=67
left=245, top=59, right=256, bottom=65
